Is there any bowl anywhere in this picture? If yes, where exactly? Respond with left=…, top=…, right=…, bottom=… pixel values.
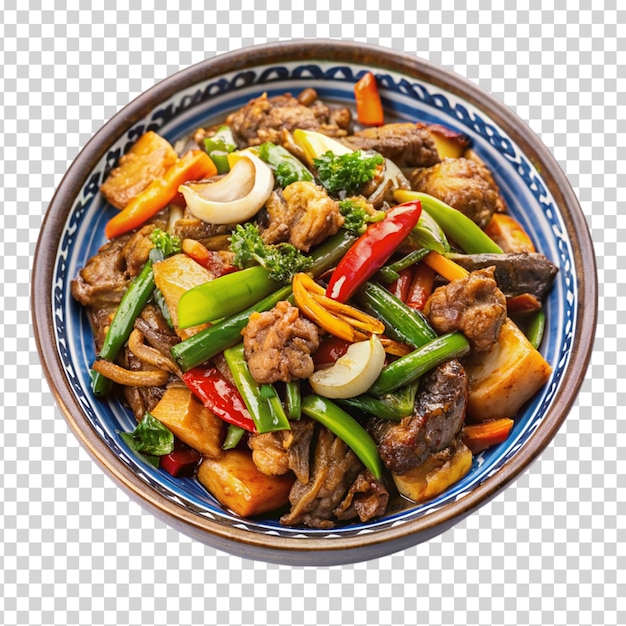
left=32, top=40, right=596, bottom=566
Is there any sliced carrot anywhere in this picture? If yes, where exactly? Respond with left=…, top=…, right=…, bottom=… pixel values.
left=104, top=150, right=217, bottom=240
left=354, top=72, right=384, bottom=126
left=423, top=251, right=469, bottom=282
left=461, top=418, right=514, bottom=454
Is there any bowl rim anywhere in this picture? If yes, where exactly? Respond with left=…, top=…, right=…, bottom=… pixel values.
left=32, top=39, right=597, bottom=563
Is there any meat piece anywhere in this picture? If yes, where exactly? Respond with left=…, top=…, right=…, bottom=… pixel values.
left=369, top=360, right=468, bottom=475
left=133, top=304, right=180, bottom=358
left=242, top=300, right=320, bottom=384
left=100, top=131, right=178, bottom=210
left=333, top=470, right=389, bottom=523
left=120, top=348, right=167, bottom=421
left=262, top=182, right=345, bottom=252
left=71, top=225, right=156, bottom=309
left=226, top=92, right=351, bottom=147
left=424, top=267, right=507, bottom=352
left=248, top=418, right=315, bottom=484
left=346, top=123, right=441, bottom=169
left=71, top=237, right=130, bottom=308
left=449, top=252, right=559, bottom=300
left=411, top=157, right=505, bottom=229
left=172, top=209, right=232, bottom=241
left=280, top=427, right=364, bottom=529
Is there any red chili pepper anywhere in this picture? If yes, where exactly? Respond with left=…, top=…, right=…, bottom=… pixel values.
left=313, top=336, right=351, bottom=370
left=388, top=267, right=414, bottom=303
left=160, top=441, right=201, bottom=477
left=182, top=366, right=257, bottom=432
left=354, top=72, right=384, bottom=126
left=405, top=262, right=436, bottom=310
left=326, top=200, right=422, bottom=303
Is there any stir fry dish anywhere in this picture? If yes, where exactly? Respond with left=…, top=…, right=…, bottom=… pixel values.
left=71, top=76, right=557, bottom=528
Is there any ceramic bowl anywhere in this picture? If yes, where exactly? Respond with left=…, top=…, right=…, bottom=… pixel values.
left=32, top=40, right=596, bottom=565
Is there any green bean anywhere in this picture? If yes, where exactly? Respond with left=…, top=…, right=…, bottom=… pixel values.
left=369, top=332, right=470, bottom=397
left=356, top=281, right=437, bottom=348
left=224, top=343, right=290, bottom=434
left=396, top=190, right=503, bottom=254
left=338, top=381, right=418, bottom=421
left=301, top=395, right=382, bottom=479
left=91, top=258, right=156, bottom=397
left=526, top=308, right=546, bottom=349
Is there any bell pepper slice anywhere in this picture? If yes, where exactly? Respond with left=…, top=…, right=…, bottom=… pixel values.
left=325, top=199, right=422, bottom=303
left=354, top=72, right=384, bottom=127
left=182, top=366, right=257, bottom=432
left=105, top=150, right=217, bottom=239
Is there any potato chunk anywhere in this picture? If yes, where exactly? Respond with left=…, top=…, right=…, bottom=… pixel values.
left=152, top=253, right=214, bottom=338
left=392, top=441, right=473, bottom=503
left=464, top=318, right=552, bottom=421
left=100, top=131, right=178, bottom=209
left=150, top=386, right=224, bottom=458
left=198, top=450, right=295, bottom=517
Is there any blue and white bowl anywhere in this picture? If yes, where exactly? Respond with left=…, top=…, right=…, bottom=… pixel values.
left=33, top=40, right=596, bottom=565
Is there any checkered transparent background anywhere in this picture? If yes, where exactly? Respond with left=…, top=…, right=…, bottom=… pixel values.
left=1, top=2, right=623, bottom=625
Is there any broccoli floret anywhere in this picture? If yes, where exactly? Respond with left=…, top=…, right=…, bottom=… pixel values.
left=229, top=223, right=311, bottom=283
left=150, top=228, right=181, bottom=257
left=338, top=198, right=385, bottom=235
left=313, top=150, right=384, bottom=196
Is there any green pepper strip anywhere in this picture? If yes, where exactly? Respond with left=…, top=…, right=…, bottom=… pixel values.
left=285, top=380, right=301, bottom=420
left=301, top=395, right=382, bottom=480
left=356, top=280, right=437, bottom=348
left=222, top=424, right=246, bottom=450
left=306, top=230, right=358, bottom=277
left=526, top=308, right=546, bottom=349
left=177, top=266, right=280, bottom=328
left=171, top=284, right=293, bottom=372
left=395, top=190, right=503, bottom=254
left=256, top=142, right=314, bottom=186
left=377, top=247, right=431, bottom=284
left=338, top=381, right=418, bottom=421
left=369, top=332, right=470, bottom=397
left=224, top=343, right=290, bottom=434
left=91, top=254, right=159, bottom=397
left=204, top=125, right=236, bottom=174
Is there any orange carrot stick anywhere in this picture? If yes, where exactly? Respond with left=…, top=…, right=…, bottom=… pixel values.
left=461, top=418, right=514, bottom=454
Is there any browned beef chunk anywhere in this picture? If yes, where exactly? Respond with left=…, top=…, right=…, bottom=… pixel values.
left=333, top=470, right=389, bottom=523
left=262, top=182, right=345, bottom=252
left=424, top=267, right=507, bottom=352
left=71, top=225, right=156, bottom=309
left=226, top=92, right=351, bottom=147
left=411, top=157, right=505, bottom=229
left=172, top=209, right=233, bottom=241
left=449, top=252, right=559, bottom=300
left=346, top=123, right=441, bottom=169
left=248, top=418, right=315, bottom=484
left=279, top=427, right=365, bottom=529
left=242, top=300, right=320, bottom=384
left=369, top=360, right=468, bottom=475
